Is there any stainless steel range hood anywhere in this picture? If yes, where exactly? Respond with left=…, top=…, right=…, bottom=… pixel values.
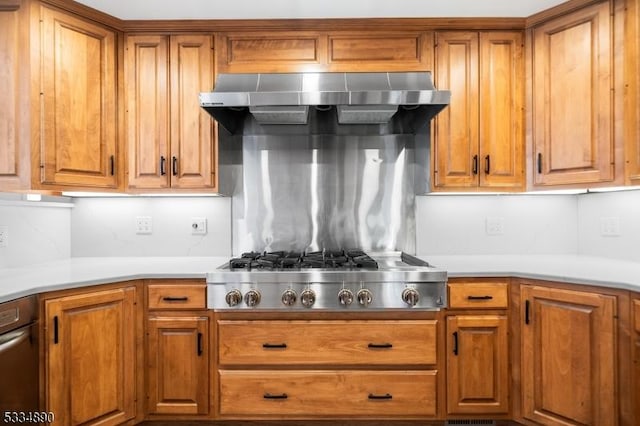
left=199, top=72, right=450, bottom=135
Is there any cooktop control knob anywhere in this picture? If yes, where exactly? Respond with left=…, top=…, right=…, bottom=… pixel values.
left=300, top=289, right=316, bottom=308
left=281, top=289, right=297, bottom=306
left=244, top=289, right=261, bottom=307
left=338, top=288, right=354, bottom=306
left=225, top=289, right=242, bottom=307
left=402, top=288, right=420, bottom=307
left=357, top=289, right=373, bottom=307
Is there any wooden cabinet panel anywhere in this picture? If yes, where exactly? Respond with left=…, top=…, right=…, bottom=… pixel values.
left=434, top=31, right=479, bottom=189
left=126, top=34, right=216, bottom=191
left=327, top=33, right=433, bottom=71
left=147, top=315, right=209, bottom=415
left=479, top=32, right=524, bottom=189
left=433, top=31, right=523, bottom=191
left=521, top=285, right=616, bottom=425
left=626, top=0, right=640, bottom=184
left=218, top=320, right=436, bottom=365
left=126, top=35, right=170, bottom=189
left=446, top=315, right=509, bottom=414
left=217, top=32, right=324, bottom=73
left=635, top=299, right=640, bottom=333
left=169, top=35, right=216, bottom=189
left=40, top=7, right=118, bottom=188
left=219, top=370, right=437, bottom=417
left=532, top=2, right=613, bottom=186
left=0, top=3, right=28, bottom=190
left=448, top=281, right=508, bottom=309
left=45, top=286, right=136, bottom=426
left=147, top=283, right=206, bottom=310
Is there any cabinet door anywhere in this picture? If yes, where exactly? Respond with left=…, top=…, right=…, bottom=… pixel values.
left=626, top=0, right=640, bottom=185
left=0, top=2, right=29, bottom=190
left=126, top=35, right=170, bottom=189
left=40, top=7, right=118, bottom=188
left=45, top=286, right=136, bottom=426
left=169, top=35, right=216, bottom=190
left=433, top=32, right=479, bottom=189
left=521, top=285, right=616, bottom=425
left=479, top=32, right=524, bottom=190
left=446, top=315, right=509, bottom=414
left=147, top=315, right=209, bottom=415
left=532, top=2, right=613, bottom=186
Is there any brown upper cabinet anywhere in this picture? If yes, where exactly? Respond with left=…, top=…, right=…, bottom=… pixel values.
left=216, top=31, right=433, bottom=73
left=433, top=31, right=524, bottom=191
left=0, top=1, right=121, bottom=192
left=626, top=0, right=640, bottom=185
left=125, top=34, right=217, bottom=191
left=530, top=1, right=617, bottom=187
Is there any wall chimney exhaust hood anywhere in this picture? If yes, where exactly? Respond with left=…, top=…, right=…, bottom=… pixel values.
left=199, top=72, right=450, bottom=135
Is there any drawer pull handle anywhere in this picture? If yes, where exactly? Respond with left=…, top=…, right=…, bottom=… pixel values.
left=368, top=343, right=393, bottom=349
left=53, top=316, right=59, bottom=344
left=467, top=295, right=493, bottom=300
left=368, top=393, right=393, bottom=400
left=264, top=393, right=288, bottom=399
left=162, top=296, right=189, bottom=302
left=525, top=300, right=531, bottom=325
left=262, top=343, right=287, bottom=349
left=197, top=332, right=203, bottom=356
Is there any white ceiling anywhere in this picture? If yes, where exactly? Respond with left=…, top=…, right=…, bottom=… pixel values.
left=74, top=0, right=569, bottom=20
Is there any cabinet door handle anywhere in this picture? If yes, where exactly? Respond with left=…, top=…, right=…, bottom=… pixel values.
left=162, top=296, right=188, bottom=302
left=484, top=155, right=490, bottom=174
left=262, top=343, right=287, bottom=349
left=537, top=153, right=542, bottom=174
left=263, top=393, right=288, bottom=399
left=452, top=331, right=459, bottom=355
left=160, top=156, right=166, bottom=176
left=53, top=316, right=59, bottom=344
left=109, top=155, right=115, bottom=176
left=525, top=300, right=531, bottom=324
left=467, top=295, right=493, bottom=300
left=472, top=155, right=478, bottom=175
left=368, top=393, right=393, bottom=400
left=172, top=156, right=178, bottom=176
left=368, top=343, right=393, bottom=349
left=197, top=332, right=203, bottom=356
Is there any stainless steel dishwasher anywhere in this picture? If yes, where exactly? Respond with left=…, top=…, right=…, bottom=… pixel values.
left=0, top=295, right=39, bottom=413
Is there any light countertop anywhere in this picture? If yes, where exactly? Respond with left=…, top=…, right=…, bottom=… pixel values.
left=1, top=255, right=639, bottom=304
left=420, top=254, right=640, bottom=293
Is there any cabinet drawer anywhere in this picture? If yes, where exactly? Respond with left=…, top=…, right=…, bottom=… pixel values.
left=147, top=284, right=206, bottom=310
left=219, top=370, right=437, bottom=417
left=634, top=300, right=640, bottom=333
left=218, top=320, right=436, bottom=365
left=448, top=282, right=508, bottom=309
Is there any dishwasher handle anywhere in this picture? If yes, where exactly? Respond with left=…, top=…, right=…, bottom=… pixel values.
left=0, top=326, right=31, bottom=355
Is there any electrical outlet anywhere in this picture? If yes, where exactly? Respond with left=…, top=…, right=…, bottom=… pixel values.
left=0, top=226, right=8, bottom=248
left=191, top=217, right=207, bottom=235
left=135, top=216, right=152, bottom=234
left=485, top=217, right=504, bottom=236
left=600, top=217, right=621, bottom=237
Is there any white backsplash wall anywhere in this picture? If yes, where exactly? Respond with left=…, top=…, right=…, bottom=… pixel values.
left=416, top=194, right=578, bottom=255
left=0, top=198, right=72, bottom=268
left=71, top=197, right=232, bottom=257
left=577, top=189, right=640, bottom=262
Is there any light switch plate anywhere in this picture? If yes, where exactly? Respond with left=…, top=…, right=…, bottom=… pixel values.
left=600, top=217, right=621, bottom=237
left=485, top=217, right=504, bottom=236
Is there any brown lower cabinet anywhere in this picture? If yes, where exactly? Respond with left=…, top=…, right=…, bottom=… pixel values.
left=43, top=284, right=137, bottom=426
left=520, top=283, right=617, bottom=425
left=219, top=370, right=437, bottom=417
left=38, top=278, right=638, bottom=425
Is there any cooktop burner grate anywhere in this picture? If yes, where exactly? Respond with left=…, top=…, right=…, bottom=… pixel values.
left=229, top=249, right=379, bottom=271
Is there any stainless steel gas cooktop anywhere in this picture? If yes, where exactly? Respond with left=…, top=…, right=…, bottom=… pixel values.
left=206, top=250, right=447, bottom=311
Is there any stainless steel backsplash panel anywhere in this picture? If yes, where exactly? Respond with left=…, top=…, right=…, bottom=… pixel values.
left=218, top=119, right=432, bottom=255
